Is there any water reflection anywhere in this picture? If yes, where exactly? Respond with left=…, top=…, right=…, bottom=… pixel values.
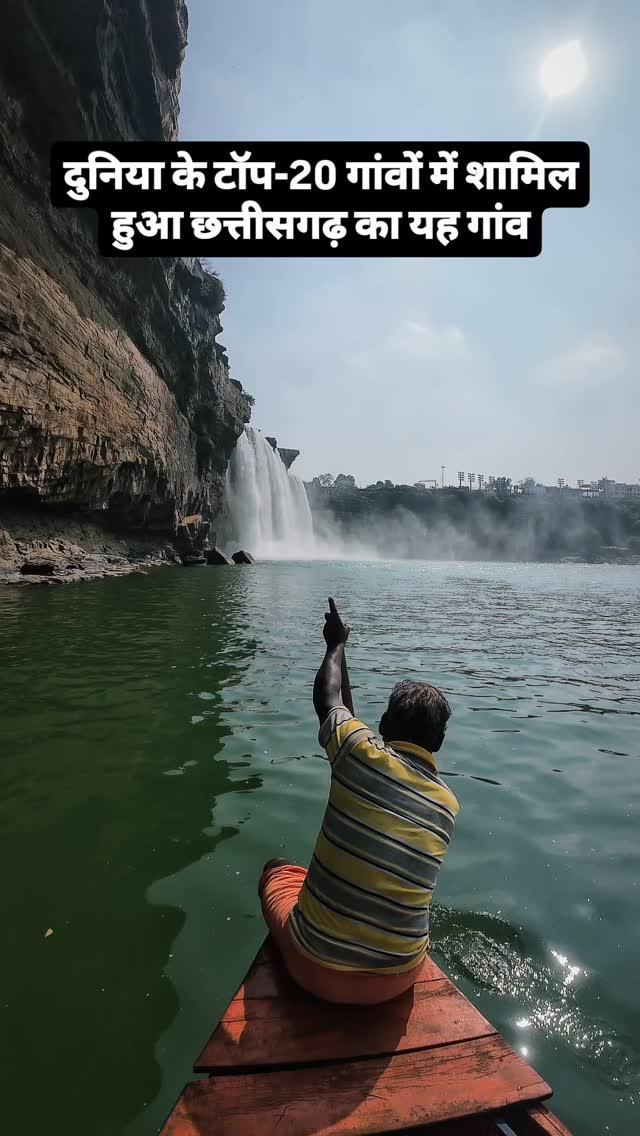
left=0, top=570, right=259, bottom=1136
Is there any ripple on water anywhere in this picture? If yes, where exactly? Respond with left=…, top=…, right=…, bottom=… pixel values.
left=433, top=906, right=640, bottom=1098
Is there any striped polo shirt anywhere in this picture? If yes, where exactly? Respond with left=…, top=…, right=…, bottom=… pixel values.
left=288, top=705, right=459, bottom=974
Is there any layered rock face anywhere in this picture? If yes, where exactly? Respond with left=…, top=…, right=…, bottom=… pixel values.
left=0, top=0, right=250, bottom=570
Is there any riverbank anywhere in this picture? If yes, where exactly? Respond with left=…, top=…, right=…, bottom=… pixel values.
left=0, top=510, right=178, bottom=586
left=3, top=509, right=639, bottom=586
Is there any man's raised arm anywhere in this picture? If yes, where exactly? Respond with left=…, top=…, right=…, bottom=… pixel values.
left=313, top=597, right=351, bottom=724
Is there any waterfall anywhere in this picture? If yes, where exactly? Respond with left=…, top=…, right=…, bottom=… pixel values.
left=223, top=427, right=316, bottom=558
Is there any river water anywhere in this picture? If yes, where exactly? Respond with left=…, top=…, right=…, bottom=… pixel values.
left=1, top=560, right=638, bottom=1136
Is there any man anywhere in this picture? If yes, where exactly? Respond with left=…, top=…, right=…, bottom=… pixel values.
left=258, top=597, right=459, bottom=1004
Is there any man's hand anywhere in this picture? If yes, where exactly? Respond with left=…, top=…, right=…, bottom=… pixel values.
left=323, top=597, right=350, bottom=648
left=314, top=598, right=351, bottom=723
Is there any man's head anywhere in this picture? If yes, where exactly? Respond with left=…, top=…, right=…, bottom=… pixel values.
left=379, top=680, right=451, bottom=754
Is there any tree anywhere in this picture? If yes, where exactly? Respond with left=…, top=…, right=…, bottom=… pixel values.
left=495, top=476, right=512, bottom=496
left=316, top=473, right=335, bottom=487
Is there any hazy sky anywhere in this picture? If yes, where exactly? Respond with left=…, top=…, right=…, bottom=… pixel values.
left=179, top=0, right=638, bottom=488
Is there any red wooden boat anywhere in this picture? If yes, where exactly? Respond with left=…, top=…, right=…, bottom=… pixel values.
left=160, top=938, right=573, bottom=1136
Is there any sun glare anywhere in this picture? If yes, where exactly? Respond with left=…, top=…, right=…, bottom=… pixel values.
left=540, top=40, right=587, bottom=98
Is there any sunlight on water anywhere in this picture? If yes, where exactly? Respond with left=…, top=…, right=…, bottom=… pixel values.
left=434, top=906, right=639, bottom=1098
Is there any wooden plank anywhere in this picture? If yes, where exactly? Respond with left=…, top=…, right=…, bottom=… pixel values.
left=516, top=1104, right=574, bottom=1136
left=161, top=1035, right=552, bottom=1136
left=234, top=941, right=444, bottom=1001
left=195, top=975, right=496, bottom=1072
left=163, top=1101, right=496, bottom=1136
left=161, top=1096, right=496, bottom=1136
left=218, top=975, right=451, bottom=1026
left=233, top=941, right=303, bottom=1000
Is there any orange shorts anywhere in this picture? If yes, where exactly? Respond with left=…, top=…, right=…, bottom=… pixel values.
left=258, top=862, right=426, bottom=1005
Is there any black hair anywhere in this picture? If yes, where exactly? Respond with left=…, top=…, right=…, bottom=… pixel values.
left=379, top=679, right=451, bottom=753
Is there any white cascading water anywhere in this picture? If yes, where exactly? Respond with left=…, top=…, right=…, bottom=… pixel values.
left=224, top=427, right=316, bottom=558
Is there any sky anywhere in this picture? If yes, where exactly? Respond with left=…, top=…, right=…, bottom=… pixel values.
left=178, top=0, right=639, bottom=488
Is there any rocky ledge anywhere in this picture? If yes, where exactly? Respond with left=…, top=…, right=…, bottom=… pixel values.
left=265, top=437, right=300, bottom=470
left=0, top=0, right=251, bottom=582
left=0, top=509, right=182, bottom=586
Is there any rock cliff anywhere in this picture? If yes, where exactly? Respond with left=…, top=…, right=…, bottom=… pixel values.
left=0, top=0, right=251, bottom=578
left=278, top=448, right=300, bottom=471
left=264, top=437, right=300, bottom=470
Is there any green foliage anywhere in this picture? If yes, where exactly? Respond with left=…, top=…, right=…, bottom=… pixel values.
left=196, top=263, right=226, bottom=310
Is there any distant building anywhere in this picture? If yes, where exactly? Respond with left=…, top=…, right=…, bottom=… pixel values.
left=521, top=482, right=580, bottom=498
left=598, top=478, right=640, bottom=498
left=524, top=478, right=640, bottom=499
left=577, top=479, right=599, bottom=497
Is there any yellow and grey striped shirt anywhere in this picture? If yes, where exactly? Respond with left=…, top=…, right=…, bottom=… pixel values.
left=288, top=706, right=459, bottom=974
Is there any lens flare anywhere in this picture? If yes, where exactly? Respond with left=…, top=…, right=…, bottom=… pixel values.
left=540, top=40, right=587, bottom=98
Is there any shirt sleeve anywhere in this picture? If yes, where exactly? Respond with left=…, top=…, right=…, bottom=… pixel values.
left=318, top=706, right=372, bottom=765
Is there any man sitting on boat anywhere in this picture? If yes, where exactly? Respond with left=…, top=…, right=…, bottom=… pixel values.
left=258, top=597, right=459, bottom=1004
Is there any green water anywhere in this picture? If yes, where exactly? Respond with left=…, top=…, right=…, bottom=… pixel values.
left=1, top=560, right=638, bottom=1136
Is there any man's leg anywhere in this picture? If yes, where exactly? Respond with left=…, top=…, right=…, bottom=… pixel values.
left=258, top=860, right=307, bottom=951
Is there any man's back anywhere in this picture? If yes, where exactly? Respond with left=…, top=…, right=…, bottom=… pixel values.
left=288, top=705, right=459, bottom=974
left=258, top=598, right=458, bottom=1005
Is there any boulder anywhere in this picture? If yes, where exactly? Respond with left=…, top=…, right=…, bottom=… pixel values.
left=278, top=447, right=300, bottom=470
left=175, top=518, right=211, bottom=559
left=232, top=550, right=255, bottom=565
left=181, top=555, right=206, bottom=566
left=205, top=546, right=234, bottom=566
left=20, top=560, right=56, bottom=575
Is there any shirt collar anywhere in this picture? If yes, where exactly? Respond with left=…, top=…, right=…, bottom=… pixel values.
left=389, top=739, right=438, bottom=772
